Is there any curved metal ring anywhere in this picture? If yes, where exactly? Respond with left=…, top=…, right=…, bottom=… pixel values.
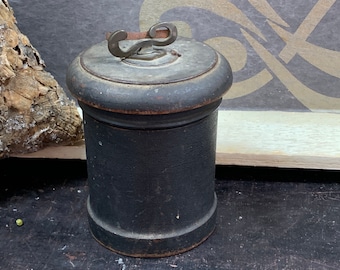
left=148, top=22, right=178, bottom=46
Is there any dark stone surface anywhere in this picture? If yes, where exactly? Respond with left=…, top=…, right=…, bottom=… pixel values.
left=0, top=159, right=339, bottom=269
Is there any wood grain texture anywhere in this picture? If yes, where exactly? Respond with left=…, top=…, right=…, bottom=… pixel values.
left=216, top=110, right=340, bottom=169
left=12, top=110, right=340, bottom=170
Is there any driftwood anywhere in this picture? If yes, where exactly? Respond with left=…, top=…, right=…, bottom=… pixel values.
left=0, top=0, right=83, bottom=158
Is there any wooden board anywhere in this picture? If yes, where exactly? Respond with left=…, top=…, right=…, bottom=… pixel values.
left=12, top=110, right=340, bottom=170
left=216, top=111, right=340, bottom=170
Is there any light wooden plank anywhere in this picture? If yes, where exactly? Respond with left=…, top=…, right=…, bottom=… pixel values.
left=12, top=144, right=86, bottom=160
left=12, top=111, right=340, bottom=170
left=216, top=110, right=340, bottom=169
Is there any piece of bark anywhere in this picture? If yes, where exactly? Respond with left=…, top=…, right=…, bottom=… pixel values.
left=0, top=0, right=83, bottom=158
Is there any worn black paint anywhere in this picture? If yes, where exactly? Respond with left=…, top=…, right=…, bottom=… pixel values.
left=67, top=36, right=232, bottom=256
left=84, top=107, right=218, bottom=257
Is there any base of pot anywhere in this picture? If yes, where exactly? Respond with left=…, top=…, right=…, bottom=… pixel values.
left=87, top=195, right=217, bottom=258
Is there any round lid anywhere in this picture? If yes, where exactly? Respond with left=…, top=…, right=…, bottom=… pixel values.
left=80, top=38, right=217, bottom=85
left=67, top=37, right=232, bottom=115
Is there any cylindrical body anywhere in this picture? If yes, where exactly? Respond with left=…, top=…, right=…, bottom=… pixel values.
left=67, top=37, right=232, bottom=257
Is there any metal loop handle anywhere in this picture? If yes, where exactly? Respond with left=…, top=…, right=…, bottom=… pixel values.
left=107, top=22, right=177, bottom=59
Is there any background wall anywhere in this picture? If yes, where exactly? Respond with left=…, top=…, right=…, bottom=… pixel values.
left=8, top=0, right=340, bottom=112
left=8, top=0, right=142, bottom=91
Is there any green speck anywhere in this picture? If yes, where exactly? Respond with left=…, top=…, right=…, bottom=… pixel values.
left=15, top=218, right=24, bottom=227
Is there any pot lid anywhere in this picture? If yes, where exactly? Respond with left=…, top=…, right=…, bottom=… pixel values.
left=67, top=23, right=232, bottom=115
left=80, top=38, right=217, bottom=85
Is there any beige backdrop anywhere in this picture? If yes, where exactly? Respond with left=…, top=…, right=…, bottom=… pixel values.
left=140, top=0, right=340, bottom=112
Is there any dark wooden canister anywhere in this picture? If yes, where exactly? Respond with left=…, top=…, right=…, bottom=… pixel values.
left=67, top=23, right=232, bottom=257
